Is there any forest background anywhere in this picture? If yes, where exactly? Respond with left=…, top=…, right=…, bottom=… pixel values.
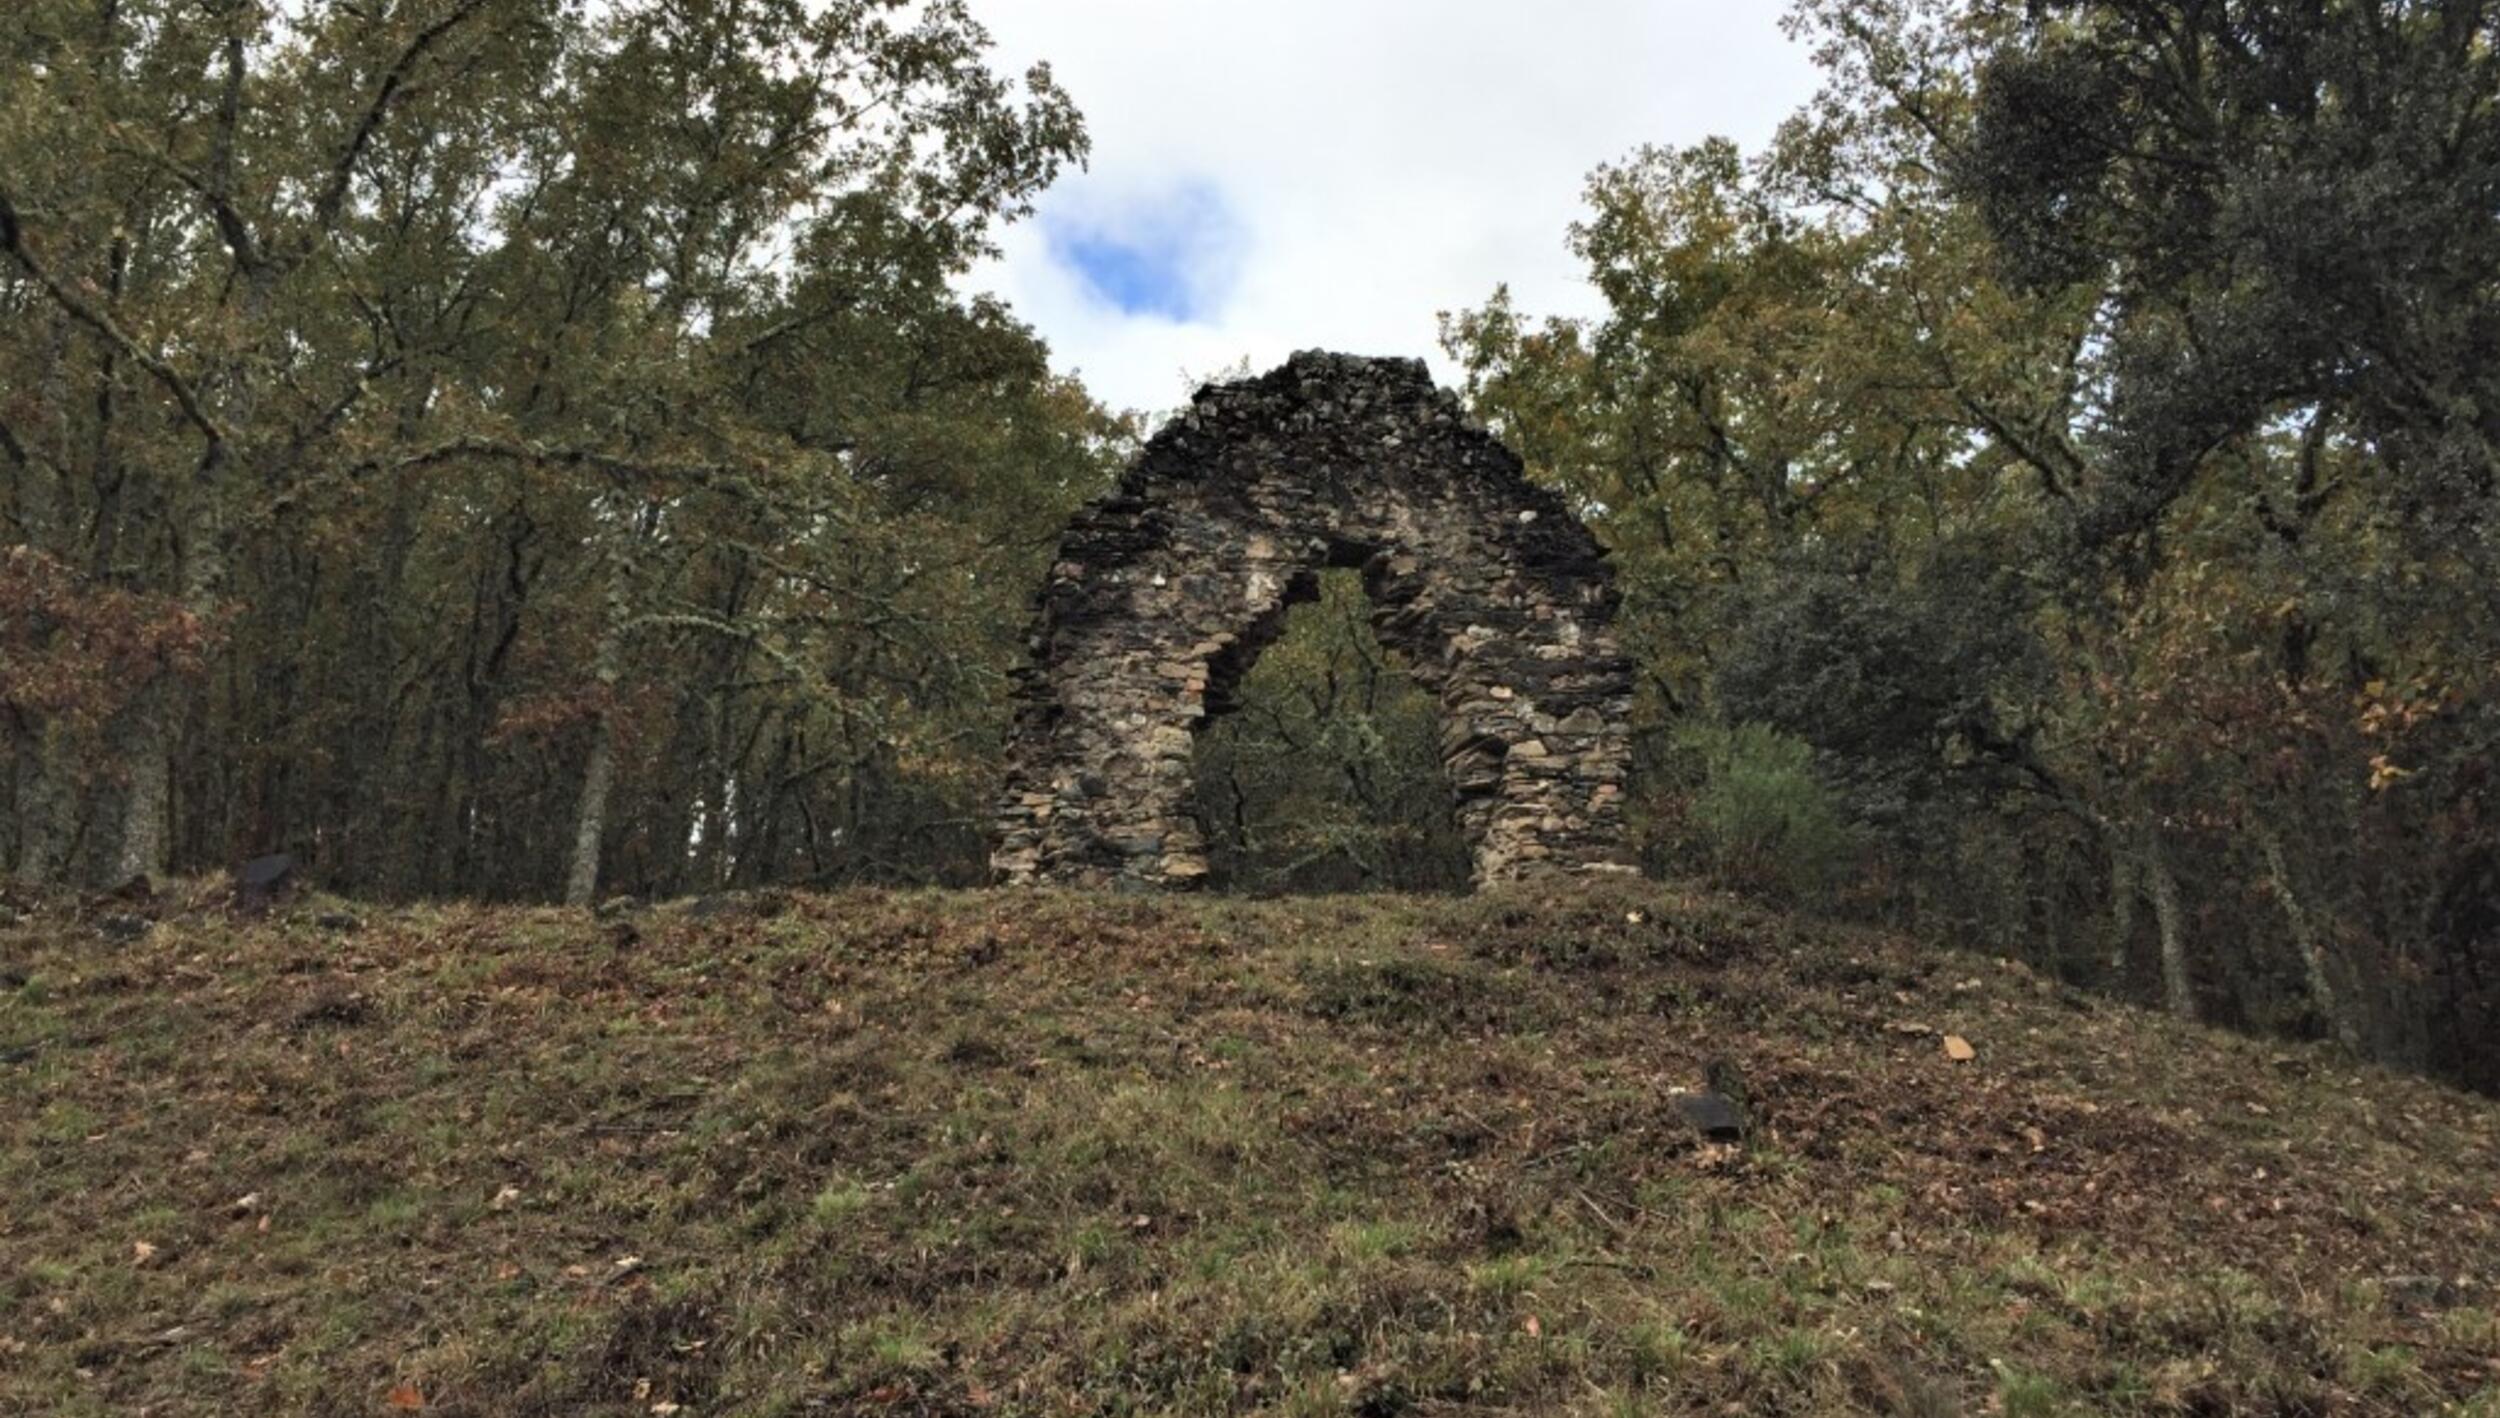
left=4, top=0, right=2495, bottom=1092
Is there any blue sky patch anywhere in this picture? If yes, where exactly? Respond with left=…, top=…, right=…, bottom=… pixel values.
left=1044, top=181, right=1244, bottom=322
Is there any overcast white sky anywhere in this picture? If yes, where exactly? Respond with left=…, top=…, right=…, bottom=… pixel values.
left=964, top=3, right=1823, bottom=417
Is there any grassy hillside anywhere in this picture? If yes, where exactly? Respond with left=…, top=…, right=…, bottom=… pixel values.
left=1, top=881, right=2495, bottom=1416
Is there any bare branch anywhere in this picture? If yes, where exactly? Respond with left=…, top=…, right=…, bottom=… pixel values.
left=308, top=0, right=495, bottom=240
left=0, top=187, right=227, bottom=451
left=104, top=131, right=264, bottom=274
left=383, top=435, right=765, bottom=492
left=206, top=29, right=263, bottom=272
left=0, top=410, right=42, bottom=477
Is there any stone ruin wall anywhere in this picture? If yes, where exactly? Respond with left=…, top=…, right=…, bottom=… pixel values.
left=993, top=351, right=1637, bottom=891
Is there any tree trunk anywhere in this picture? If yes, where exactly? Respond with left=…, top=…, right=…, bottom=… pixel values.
left=115, top=313, right=241, bottom=884
left=2142, top=824, right=2195, bottom=1022
left=2257, top=823, right=2359, bottom=1052
left=113, top=729, right=171, bottom=885
left=10, top=323, right=75, bottom=885
left=565, top=523, right=636, bottom=907
left=564, top=707, right=617, bottom=907
left=2106, top=845, right=2139, bottom=980
left=11, top=719, right=76, bottom=887
left=110, top=507, right=219, bottom=885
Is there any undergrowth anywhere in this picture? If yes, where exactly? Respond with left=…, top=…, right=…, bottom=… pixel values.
left=0, top=880, right=2494, bottom=1415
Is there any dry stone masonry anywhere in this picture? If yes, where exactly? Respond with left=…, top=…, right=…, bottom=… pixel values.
left=993, top=352, right=1636, bottom=890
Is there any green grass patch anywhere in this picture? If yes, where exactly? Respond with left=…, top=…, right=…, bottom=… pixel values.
left=0, top=879, right=2493, bottom=1413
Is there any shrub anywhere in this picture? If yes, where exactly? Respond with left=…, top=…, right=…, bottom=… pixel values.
left=1669, top=721, right=1858, bottom=903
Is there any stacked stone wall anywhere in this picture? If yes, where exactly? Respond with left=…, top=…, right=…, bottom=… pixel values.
left=993, top=351, right=1636, bottom=890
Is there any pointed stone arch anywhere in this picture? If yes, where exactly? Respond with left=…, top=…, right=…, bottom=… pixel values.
left=993, top=352, right=1635, bottom=890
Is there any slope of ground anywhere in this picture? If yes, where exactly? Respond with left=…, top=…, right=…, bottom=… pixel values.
left=1, top=880, right=2495, bottom=1416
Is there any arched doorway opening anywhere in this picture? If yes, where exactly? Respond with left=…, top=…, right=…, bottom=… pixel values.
left=1189, top=568, right=1471, bottom=894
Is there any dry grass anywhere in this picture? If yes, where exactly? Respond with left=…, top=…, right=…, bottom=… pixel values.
left=1, top=879, right=2496, bottom=1415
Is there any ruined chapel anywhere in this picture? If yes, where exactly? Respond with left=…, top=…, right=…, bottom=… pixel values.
left=993, top=352, right=1636, bottom=890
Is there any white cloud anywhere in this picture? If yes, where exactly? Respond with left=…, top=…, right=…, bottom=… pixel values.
left=965, top=2, right=1822, bottom=415
left=1039, top=178, right=1246, bottom=322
